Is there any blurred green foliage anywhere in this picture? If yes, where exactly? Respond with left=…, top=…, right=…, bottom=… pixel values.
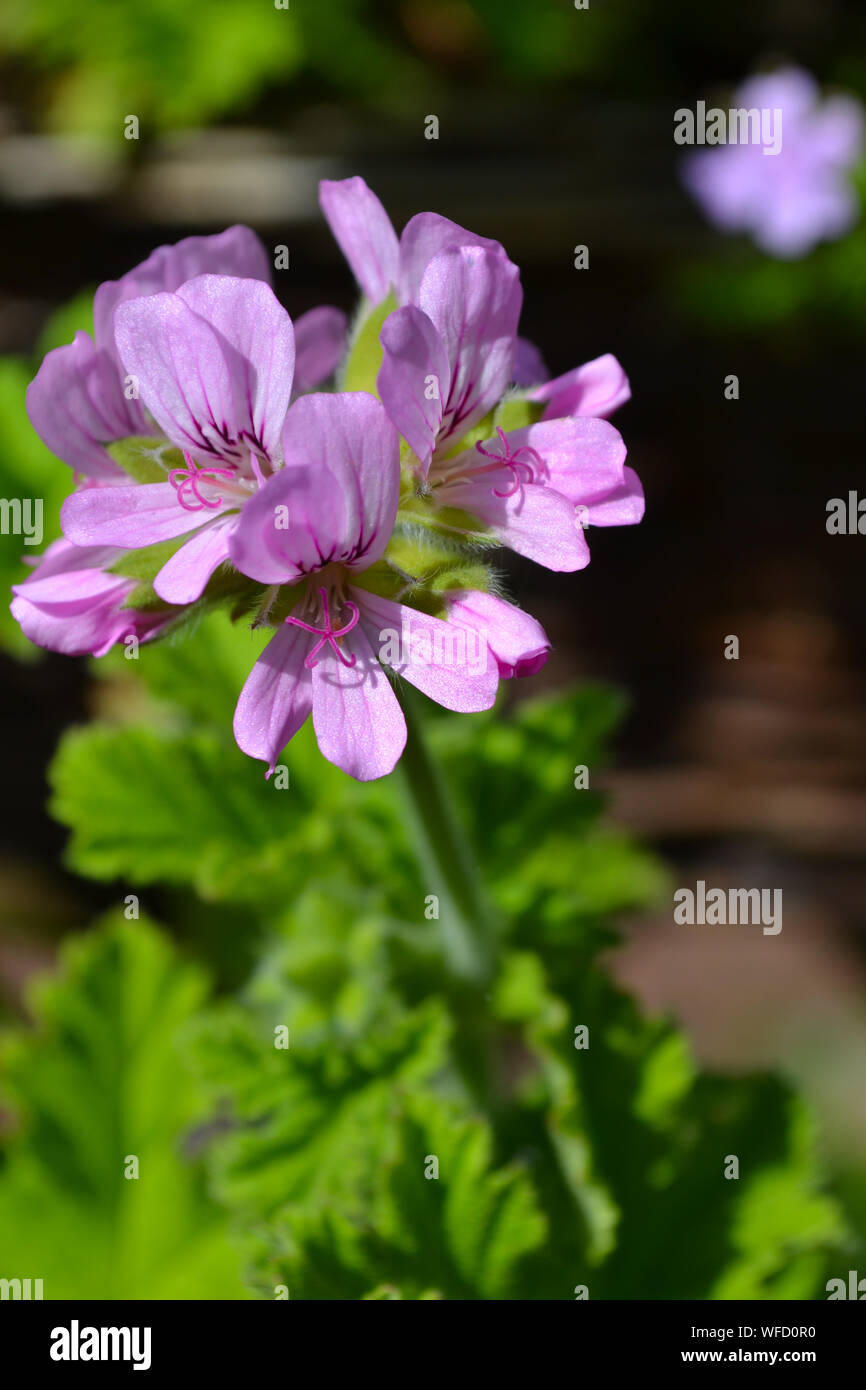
left=0, top=0, right=608, bottom=137
left=0, top=914, right=244, bottom=1297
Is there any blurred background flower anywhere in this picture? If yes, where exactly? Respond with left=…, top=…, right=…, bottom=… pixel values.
left=681, top=66, right=864, bottom=258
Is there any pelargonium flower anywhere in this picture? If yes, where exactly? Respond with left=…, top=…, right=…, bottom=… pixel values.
left=228, top=392, right=506, bottom=780
left=321, top=177, right=643, bottom=572
left=60, top=274, right=297, bottom=605
left=10, top=538, right=173, bottom=657
left=10, top=186, right=639, bottom=784
left=682, top=67, right=865, bottom=258
left=27, top=226, right=346, bottom=483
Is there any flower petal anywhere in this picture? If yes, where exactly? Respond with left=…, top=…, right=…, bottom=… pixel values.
left=357, top=590, right=499, bottom=711
left=319, top=177, right=400, bottom=305
left=418, top=245, right=522, bottom=446
left=397, top=211, right=506, bottom=306
left=174, top=275, right=295, bottom=461
left=441, top=476, right=590, bottom=572
left=512, top=336, right=549, bottom=387
left=378, top=306, right=449, bottom=471
left=153, top=515, right=235, bottom=604
left=311, top=620, right=406, bottom=781
left=492, top=416, right=628, bottom=508
left=446, top=590, right=550, bottom=679
left=62, top=481, right=223, bottom=547
left=233, top=620, right=313, bottom=775
left=229, top=392, right=400, bottom=584
left=532, top=353, right=630, bottom=419
left=292, top=306, right=348, bottom=393
left=583, top=465, right=645, bottom=526
left=114, top=277, right=293, bottom=463
left=94, top=225, right=270, bottom=358
left=26, top=333, right=142, bottom=480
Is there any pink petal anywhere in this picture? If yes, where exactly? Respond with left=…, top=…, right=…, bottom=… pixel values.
left=292, top=306, right=348, bottom=393
left=418, top=245, right=522, bottom=446
left=397, top=211, right=505, bottom=306
left=62, top=481, right=221, bottom=548
left=319, top=177, right=400, bottom=305
left=174, top=275, right=295, bottom=461
left=229, top=392, right=400, bottom=584
left=584, top=466, right=645, bottom=526
left=442, top=476, right=590, bottom=572
left=311, top=620, right=406, bottom=781
left=114, top=277, right=293, bottom=463
left=378, top=306, right=449, bottom=471
left=513, top=336, right=549, bottom=387
left=26, top=333, right=142, bottom=480
left=493, top=416, right=628, bottom=507
left=10, top=537, right=122, bottom=592
left=532, top=353, right=630, bottom=419
left=233, top=621, right=313, bottom=774
left=94, top=225, right=271, bottom=358
left=153, top=515, right=235, bottom=604
left=357, top=590, right=499, bottom=712
left=446, top=590, right=550, bottom=679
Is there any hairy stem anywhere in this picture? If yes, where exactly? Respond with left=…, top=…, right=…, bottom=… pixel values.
left=396, top=686, right=499, bottom=986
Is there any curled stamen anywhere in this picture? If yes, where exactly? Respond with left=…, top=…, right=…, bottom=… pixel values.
left=474, top=426, right=545, bottom=498
left=286, top=586, right=360, bottom=669
left=169, top=451, right=237, bottom=511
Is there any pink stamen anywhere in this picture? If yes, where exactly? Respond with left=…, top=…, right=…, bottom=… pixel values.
left=169, top=451, right=237, bottom=511
left=285, top=586, right=360, bottom=669
left=474, top=426, right=545, bottom=498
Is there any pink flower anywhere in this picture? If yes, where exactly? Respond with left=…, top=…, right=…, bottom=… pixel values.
left=321, top=176, right=643, bottom=574
left=10, top=538, right=172, bottom=657
left=60, top=274, right=297, bottom=605
left=228, top=392, right=502, bottom=780
left=682, top=68, right=865, bottom=259
left=26, top=226, right=346, bottom=481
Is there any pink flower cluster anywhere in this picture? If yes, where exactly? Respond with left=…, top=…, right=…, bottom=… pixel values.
left=13, top=179, right=644, bottom=780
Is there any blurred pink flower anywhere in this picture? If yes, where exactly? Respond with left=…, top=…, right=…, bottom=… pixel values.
left=682, top=67, right=865, bottom=258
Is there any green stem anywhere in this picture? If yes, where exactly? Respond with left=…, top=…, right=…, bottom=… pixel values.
left=396, top=687, right=499, bottom=988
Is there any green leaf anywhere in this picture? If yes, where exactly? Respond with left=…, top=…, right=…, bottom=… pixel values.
left=48, top=722, right=321, bottom=903
left=0, top=914, right=244, bottom=1298
left=524, top=967, right=846, bottom=1299
left=192, top=998, right=450, bottom=1228
left=254, top=1098, right=546, bottom=1300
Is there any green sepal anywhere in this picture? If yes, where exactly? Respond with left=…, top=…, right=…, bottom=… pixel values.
left=341, top=293, right=397, bottom=394
left=107, top=436, right=184, bottom=484
left=493, top=393, right=543, bottom=433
